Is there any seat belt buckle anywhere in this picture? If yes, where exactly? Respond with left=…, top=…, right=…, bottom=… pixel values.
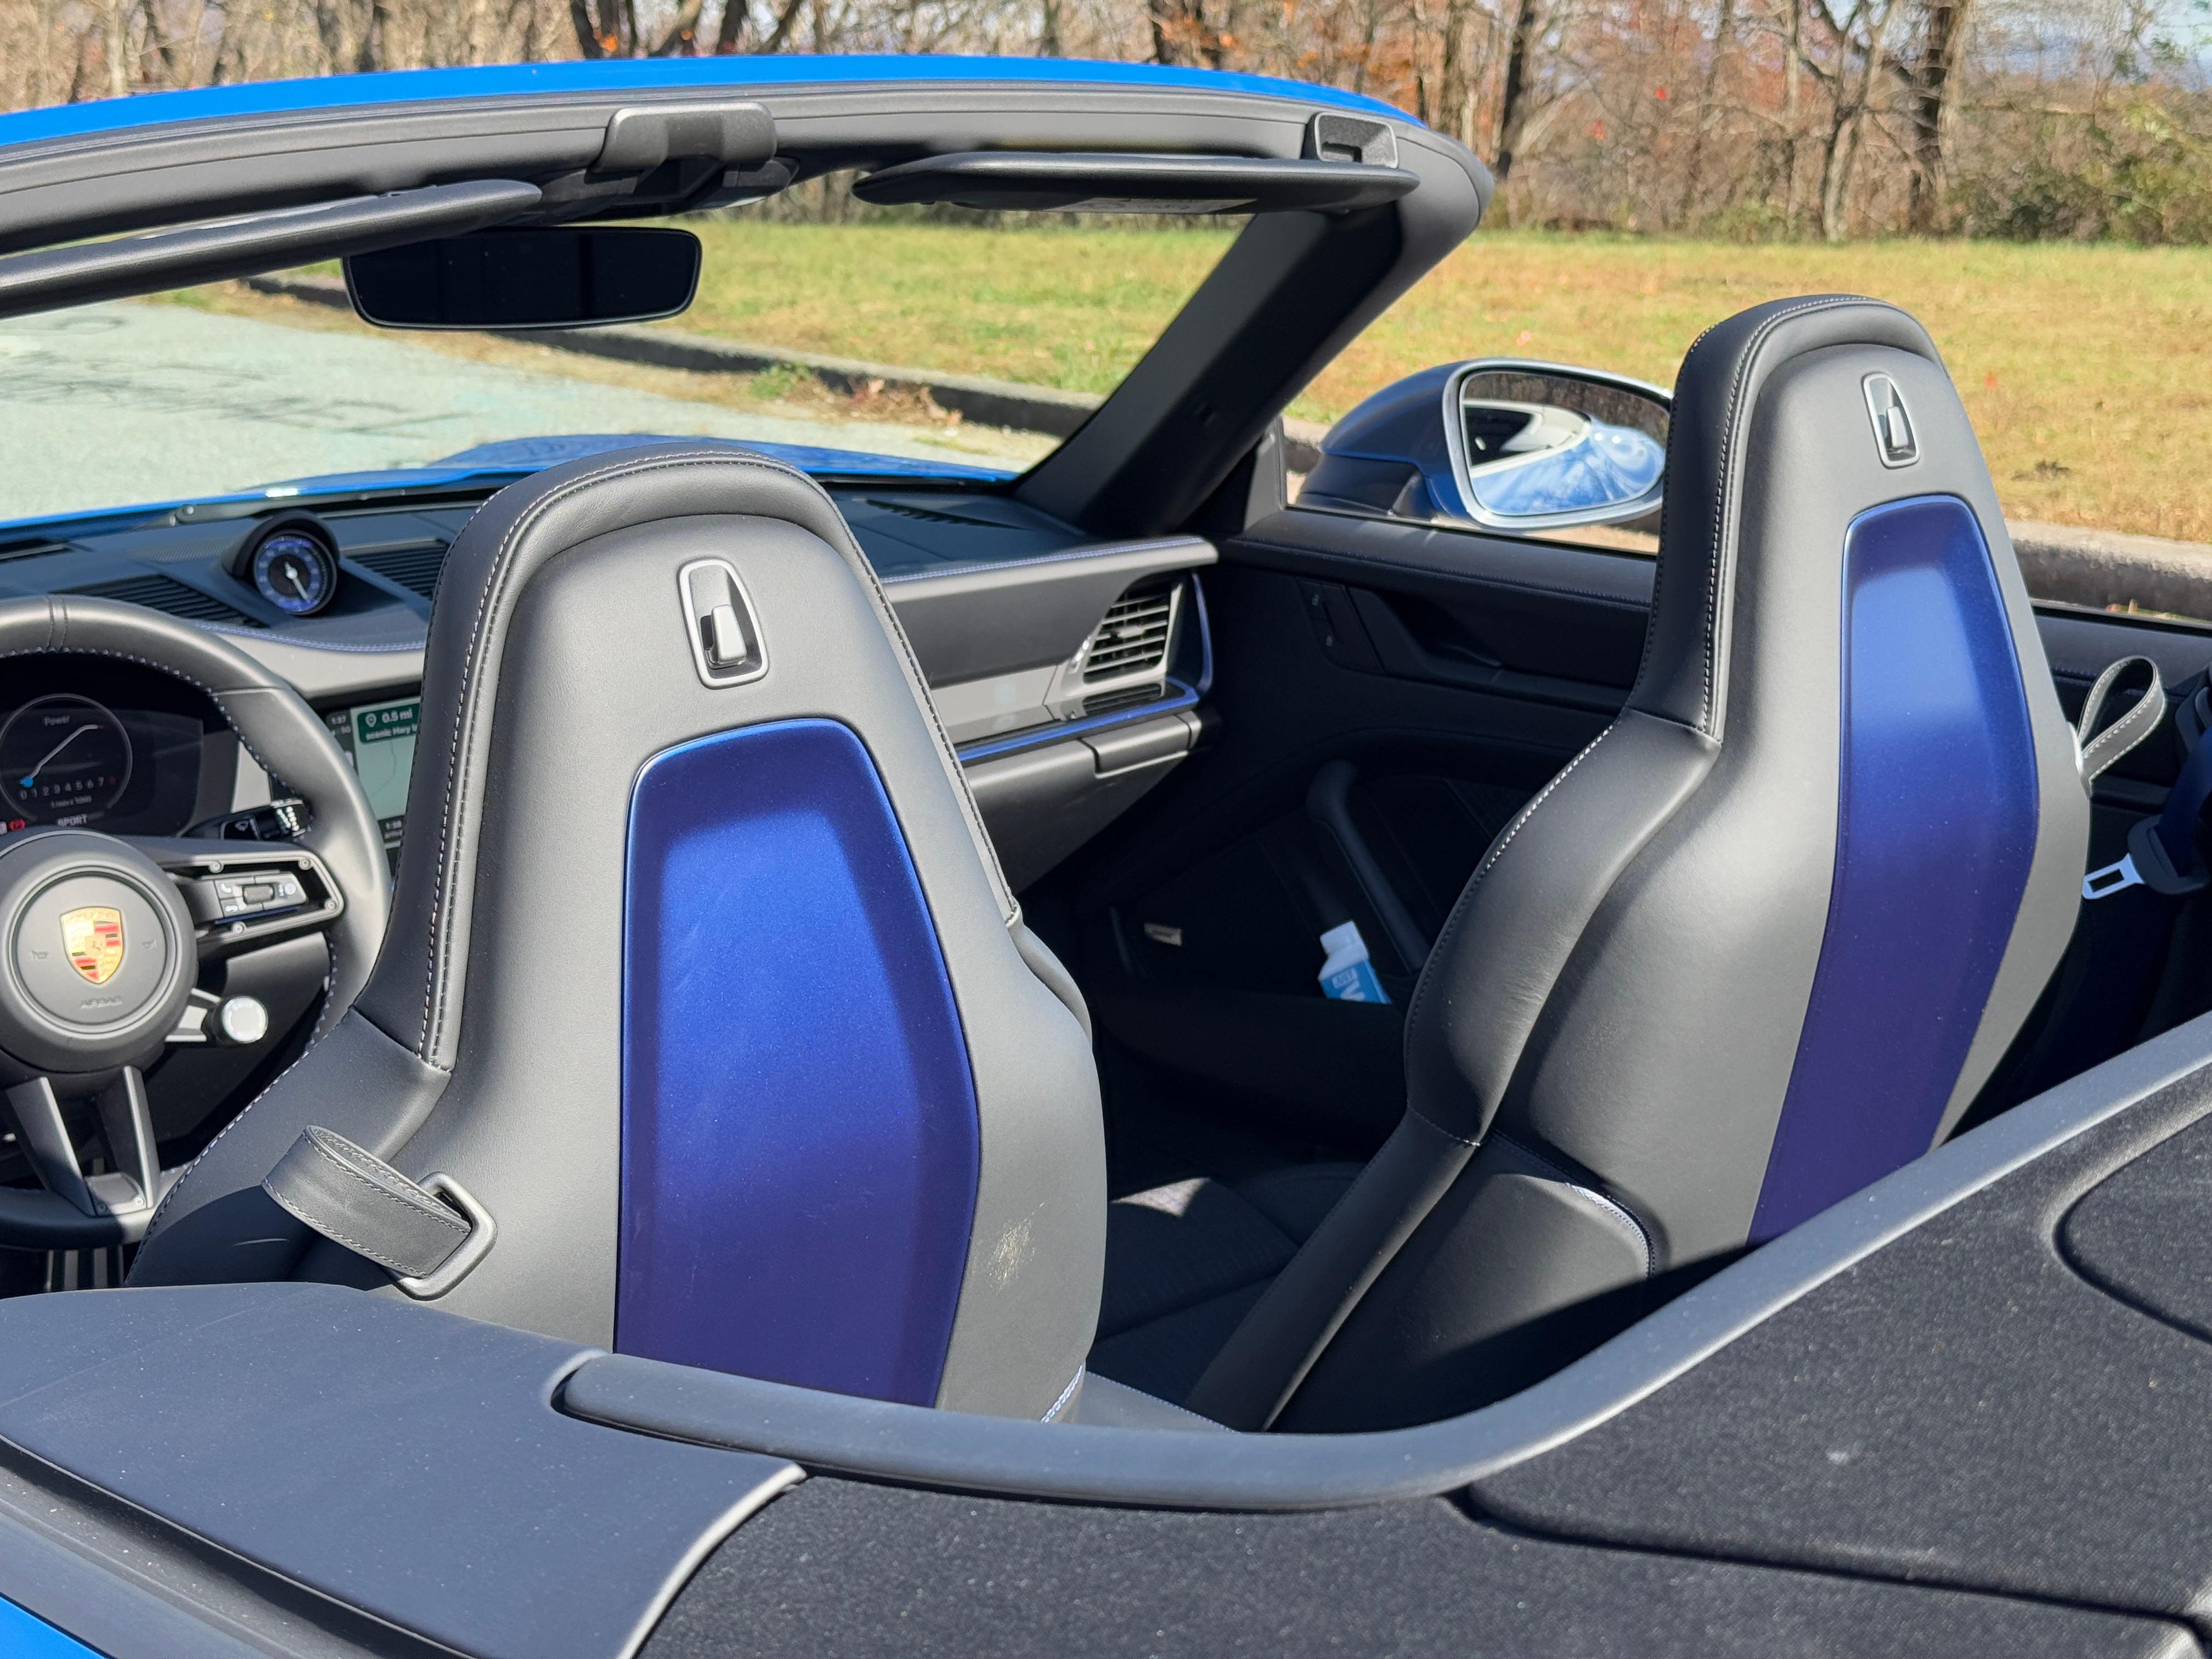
left=2084, top=855, right=2145, bottom=902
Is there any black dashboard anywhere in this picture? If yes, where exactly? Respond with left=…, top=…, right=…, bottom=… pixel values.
left=0, top=476, right=1218, bottom=890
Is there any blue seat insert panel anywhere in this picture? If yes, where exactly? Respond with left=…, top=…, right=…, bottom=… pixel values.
left=1751, top=495, right=2040, bottom=1240
left=619, top=718, right=980, bottom=1405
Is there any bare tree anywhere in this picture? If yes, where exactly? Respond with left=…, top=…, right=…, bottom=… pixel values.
left=1905, top=0, right=1969, bottom=229
left=1679, top=0, right=1737, bottom=224
left=1492, top=0, right=1541, bottom=181
left=1810, top=0, right=1900, bottom=239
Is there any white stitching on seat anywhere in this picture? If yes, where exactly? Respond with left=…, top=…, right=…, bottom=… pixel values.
left=1402, top=721, right=1615, bottom=1036
left=1489, top=1131, right=1657, bottom=1277
left=1692, top=295, right=1882, bottom=735
left=411, top=447, right=1016, bottom=1063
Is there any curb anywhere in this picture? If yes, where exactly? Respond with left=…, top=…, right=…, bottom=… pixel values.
left=2010, top=521, right=2212, bottom=624
left=238, top=273, right=2206, bottom=616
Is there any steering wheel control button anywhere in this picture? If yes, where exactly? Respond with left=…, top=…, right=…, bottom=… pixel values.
left=15, top=877, right=167, bottom=1026
left=678, top=559, right=767, bottom=688
left=0, top=830, right=196, bottom=1074
left=204, top=871, right=307, bottom=919
left=216, top=995, right=270, bottom=1046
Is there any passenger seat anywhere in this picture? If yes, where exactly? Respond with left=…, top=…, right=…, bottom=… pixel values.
left=1089, top=296, right=2094, bottom=1433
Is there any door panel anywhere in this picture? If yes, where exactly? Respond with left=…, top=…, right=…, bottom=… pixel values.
left=1031, top=502, right=2212, bottom=1193
left=1034, top=507, right=1639, bottom=1184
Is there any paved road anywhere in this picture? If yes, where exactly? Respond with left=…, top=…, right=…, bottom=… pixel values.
left=0, top=301, right=1029, bottom=523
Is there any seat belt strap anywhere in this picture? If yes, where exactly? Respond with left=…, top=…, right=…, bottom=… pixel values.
left=2079, top=656, right=2168, bottom=787
left=262, top=1126, right=496, bottom=1298
left=2076, top=656, right=2193, bottom=901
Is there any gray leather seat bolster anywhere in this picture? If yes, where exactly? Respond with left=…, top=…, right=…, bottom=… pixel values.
left=1403, top=709, right=1719, bottom=1146
left=1011, top=919, right=1091, bottom=1042
left=1072, top=1372, right=1228, bottom=1432
left=1632, top=296, right=1942, bottom=737
left=1277, top=1133, right=1655, bottom=1432
left=1183, top=1112, right=1476, bottom=1429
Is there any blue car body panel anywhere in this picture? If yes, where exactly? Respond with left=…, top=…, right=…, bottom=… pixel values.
left=0, top=1595, right=101, bottom=1658
left=0, top=55, right=1414, bottom=151
left=0, top=439, right=1015, bottom=541
left=432, top=433, right=1014, bottom=481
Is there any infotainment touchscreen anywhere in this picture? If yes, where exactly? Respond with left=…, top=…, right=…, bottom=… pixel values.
left=324, top=696, right=419, bottom=872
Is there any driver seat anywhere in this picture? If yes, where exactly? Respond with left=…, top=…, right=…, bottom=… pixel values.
left=131, top=445, right=1106, bottom=1421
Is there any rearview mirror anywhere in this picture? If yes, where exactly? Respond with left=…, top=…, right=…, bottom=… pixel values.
left=1304, top=360, right=1671, bottom=550
left=344, top=227, right=701, bottom=331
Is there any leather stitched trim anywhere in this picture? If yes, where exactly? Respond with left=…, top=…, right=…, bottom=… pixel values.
left=1695, top=295, right=1880, bottom=735
left=1229, top=535, right=1653, bottom=614
left=1402, top=720, right=1616, bottom=1039
left=1490, top=1131, right=1657, bottom=1278
left=410, top=447, right=1014, bottom=1065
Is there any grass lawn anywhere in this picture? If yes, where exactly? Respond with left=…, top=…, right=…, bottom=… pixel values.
left=680, top=221, right=2212, bottom=543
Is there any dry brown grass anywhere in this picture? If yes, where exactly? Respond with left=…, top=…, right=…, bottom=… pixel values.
left=677, top=221, right=2212, bottom=541
left=1311, top=233, right=2212, bottom=544
left=191, top=224, right=2212, bottom=540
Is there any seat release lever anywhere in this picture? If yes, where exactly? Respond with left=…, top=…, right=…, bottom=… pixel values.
left=678, top=559, right=768, bottom=688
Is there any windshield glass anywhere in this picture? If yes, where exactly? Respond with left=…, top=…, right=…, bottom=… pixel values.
left=0, top=191, right=1237, bottom=527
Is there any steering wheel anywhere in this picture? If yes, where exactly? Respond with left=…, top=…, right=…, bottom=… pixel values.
left=0, top=596, right=388, bottom=1254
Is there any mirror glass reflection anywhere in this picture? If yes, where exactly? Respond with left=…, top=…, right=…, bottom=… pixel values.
left=1459, top=371, right=1669, bottom=528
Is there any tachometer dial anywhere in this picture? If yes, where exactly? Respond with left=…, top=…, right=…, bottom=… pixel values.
left=251, top=526, right=338, bottom=617
left=0, top=695, right=132, bottom=823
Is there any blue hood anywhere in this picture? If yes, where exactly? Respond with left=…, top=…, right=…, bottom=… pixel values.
left=0, top=436, right=1014, bottom=539
left=424, top=434, right=1012, bottom=479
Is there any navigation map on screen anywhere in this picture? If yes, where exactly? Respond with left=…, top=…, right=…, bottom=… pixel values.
left=325, top=696, right=419, bottom=871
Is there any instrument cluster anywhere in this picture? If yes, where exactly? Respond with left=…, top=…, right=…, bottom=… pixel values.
left=0, top=661, right=218, bottom=842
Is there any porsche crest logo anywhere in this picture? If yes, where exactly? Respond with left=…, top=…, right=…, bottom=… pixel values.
left=61, top=907, right=123, bottom=986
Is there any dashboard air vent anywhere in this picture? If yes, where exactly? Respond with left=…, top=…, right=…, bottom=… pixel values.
left=67, top=575, right=261, bottom=628
left=864, top=499, right=1010, bottom=528
left=1084, top=683, right=1166, bottom=717
left=1079, top=577, right=1179, bottom=684
left=351, top=542, right=448, bottom=601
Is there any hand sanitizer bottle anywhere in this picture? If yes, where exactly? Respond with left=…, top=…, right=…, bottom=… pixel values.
left=1317, top=920, right=1389, bottom=1005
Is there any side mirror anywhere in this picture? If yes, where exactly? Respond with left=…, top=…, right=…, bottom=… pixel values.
left=1304, top=360, right=1671, bottom=548
left=344, top=227, right=701, bottom=331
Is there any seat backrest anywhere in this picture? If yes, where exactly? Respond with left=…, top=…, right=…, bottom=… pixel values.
left=132, top=445, right=1105, bottom=1421
left=1191, top=297, right=2088, bottom=1432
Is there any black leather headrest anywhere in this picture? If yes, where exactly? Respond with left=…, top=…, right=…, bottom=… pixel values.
left=1629, top=296, right=1943, bottom=737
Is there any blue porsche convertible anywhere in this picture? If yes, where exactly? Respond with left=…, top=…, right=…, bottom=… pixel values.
left=0, top=51, right=2207, bottom=1659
